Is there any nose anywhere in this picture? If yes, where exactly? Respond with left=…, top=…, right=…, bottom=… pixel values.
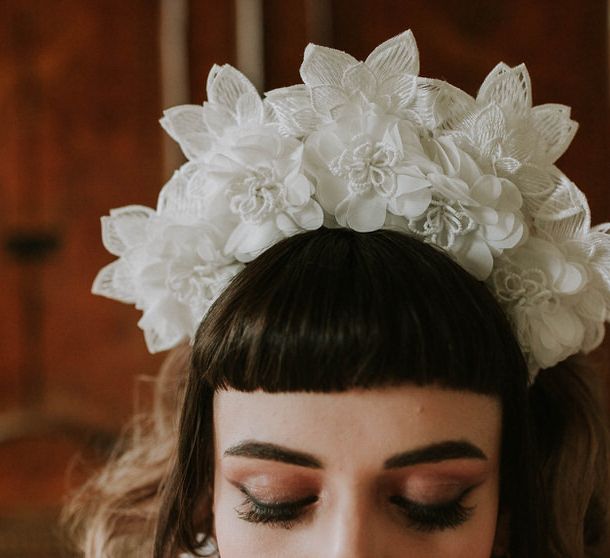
left=324, top=492, right=386, bottom=558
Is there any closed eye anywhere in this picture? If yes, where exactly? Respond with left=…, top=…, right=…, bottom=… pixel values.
left=390, top=486, right=476, bottom=532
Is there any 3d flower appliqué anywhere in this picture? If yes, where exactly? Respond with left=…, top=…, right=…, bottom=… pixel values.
left=491, top=237, right=588, bottom=372
left=206, top=131, right=324, bottom=261
left=93, top=206, right=242, bottom=353
left=306, top=113, right=434, bottom=231
left=407, top=136, right=526, bottom=279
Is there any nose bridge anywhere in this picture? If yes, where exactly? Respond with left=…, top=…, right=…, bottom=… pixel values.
left=325, top=484, right=383, bottom=558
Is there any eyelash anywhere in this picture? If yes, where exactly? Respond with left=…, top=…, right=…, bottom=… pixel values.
left=235, top=486, right=475, bottom=532
left=236, top=488, right=318, bottom=530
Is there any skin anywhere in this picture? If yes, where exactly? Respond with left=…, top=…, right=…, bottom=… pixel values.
left=212, top=385, right=503, bottom=558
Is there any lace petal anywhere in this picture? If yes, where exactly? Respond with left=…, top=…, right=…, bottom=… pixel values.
left=101, top=205, right=155, bottom=256
left=91, top=260, right=136, bottom=303
left=206, top=64, right=258, bottom=107
left=364, top=29, right=420, bottom=79
left=300, top=43, right=357, bottom=87
left=477, top=63, right=532, bottom=115
left=530, top=103, right=579, bottom=164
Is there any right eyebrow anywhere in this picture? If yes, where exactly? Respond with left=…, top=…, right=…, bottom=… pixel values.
left=223, top=440, right=324, bottom=469
left=383, top=440, right=487, bottom=469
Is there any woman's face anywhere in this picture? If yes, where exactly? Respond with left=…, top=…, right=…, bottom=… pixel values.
left=212, top=385, right=503, bottom=558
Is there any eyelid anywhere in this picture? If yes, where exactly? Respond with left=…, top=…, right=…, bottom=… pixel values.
left=239, top=485, right=318, bottom=509
left=400, top=482, right=476, bottom=505
left=401, top=480, right=480, bottom=505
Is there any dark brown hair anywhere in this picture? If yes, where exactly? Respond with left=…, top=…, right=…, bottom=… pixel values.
left=154, top=227, right=537, bottom=557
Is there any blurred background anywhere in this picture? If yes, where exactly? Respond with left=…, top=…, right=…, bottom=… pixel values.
left=0, top=0, right=608, bottom=556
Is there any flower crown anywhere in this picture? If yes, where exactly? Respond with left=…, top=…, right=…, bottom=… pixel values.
left=93, top=30, right=610, bottom=377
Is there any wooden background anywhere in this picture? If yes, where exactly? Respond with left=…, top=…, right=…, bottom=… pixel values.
left=0, top=1, right=608, bottom=555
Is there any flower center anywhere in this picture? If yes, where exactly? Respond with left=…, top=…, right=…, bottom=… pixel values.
left=228, top=167, right=285, bottom=224
left=329, top=138, right=399, bottom=198
left=407, top=198, right=477, bottom=249
left=492, top=267, right=557, bottom=310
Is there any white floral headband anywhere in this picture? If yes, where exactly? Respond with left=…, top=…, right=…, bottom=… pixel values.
left=93, top=30, right=610, bottom=377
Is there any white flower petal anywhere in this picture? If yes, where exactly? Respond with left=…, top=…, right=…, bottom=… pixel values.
left=290, top=200, right=324, bottom=230
left=346, top=194, right=388, bottom=232
left=207, top=64, right=258, bottom=107
left=458, top=239, right=494, bottom=280
left=300, top=43, right=358, bottom=87
left=101, top=205, right=155, bottom=256
left=531, top=103, right=578, bottom=164
left=92, top=260, right=136, bottom=303
left=342, top=62, right=378, bottom=100
left=477, top=63, right=532, bottom=114
left=235, top=91, right=265, bottom=124
left=160, top=105, right=209, bottom=159
left=310, top=84, right=349, bottom=116
left=314, top=171, right=350, bottom=214
left=365, top=29, right=420, bottom=79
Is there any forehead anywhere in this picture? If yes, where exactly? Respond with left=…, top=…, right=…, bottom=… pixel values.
left=213, top=386, right=502, bottom=467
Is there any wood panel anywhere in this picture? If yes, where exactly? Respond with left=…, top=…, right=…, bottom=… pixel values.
left=0, top=2, right=166, bottom=554
left=189, top=0, right=237, bottom=102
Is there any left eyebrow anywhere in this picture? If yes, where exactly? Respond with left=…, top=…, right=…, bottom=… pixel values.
left=224, top=440, right=323, bottom=468
left=383, top=440, right=487, bottom=469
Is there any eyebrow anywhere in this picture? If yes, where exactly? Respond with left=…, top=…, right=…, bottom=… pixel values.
left=223, top=439, right=487, bottom=469
left=383, top=440, right=487, bottom=469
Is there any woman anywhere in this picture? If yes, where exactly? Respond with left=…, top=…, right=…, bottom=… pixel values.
left=64, top=31, right=610, bottom=557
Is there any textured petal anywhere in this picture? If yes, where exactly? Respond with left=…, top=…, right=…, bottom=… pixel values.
left=415, top=78, right=476, bottom=130
left=378, top=74, right=417, bottom=109
left=157, top=169, right=206, bottom=219
left=365, top=29, right=419, bottom=79
left=160, top=105, right=209, bottom=159
left=477, top=63, right=532, bottom=115
left=310, top=84, right=348, bottom=115
left=342, top=62, right=378, bottom=100
left=264, top=85, right=320, bottom=135
left=530, top=103, right=578, bottom=164
left=300, top=43, right=357, bottom=87
left=235, top=91, right=265, bottom=124
left=534, top=178, right=591, bottom=240
left=472, top=103, right=506, bottom=157
left=101, top=205, right=155, bottom=255
left=91, top=260, right=136, bottom=303
left=206, top=64, right=258, bottom=107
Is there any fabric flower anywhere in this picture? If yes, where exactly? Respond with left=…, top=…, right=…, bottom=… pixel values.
left=305, top=112, right=434, bottom=231
left=266, top=30, right=431, bottom=136
left=205, top=131, right=324, bottom=262
left=407, top=136, right=526, bottom=279
left=159, top=64, right=323, bottom=262
left=491, top=237, right=590, bottom=372
left=92, top=205, right=243, bottom=352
